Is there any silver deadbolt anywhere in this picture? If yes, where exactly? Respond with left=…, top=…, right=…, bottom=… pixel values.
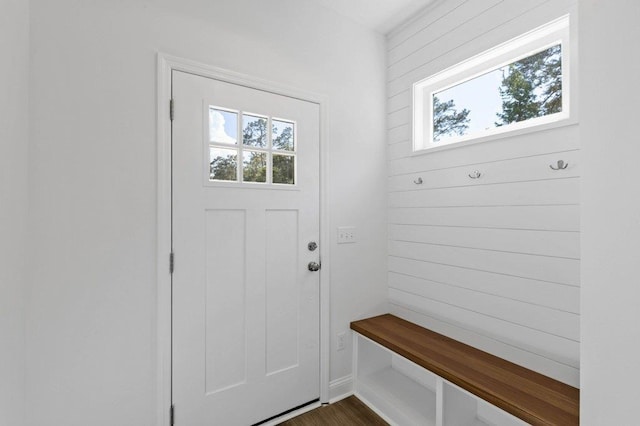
left=308, top=241, right=318, bottom=251
left=308, top=261, right=320, bottom=272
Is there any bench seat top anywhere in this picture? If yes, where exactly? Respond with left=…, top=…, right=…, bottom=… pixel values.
left=351, top=314, right=579, bottom=425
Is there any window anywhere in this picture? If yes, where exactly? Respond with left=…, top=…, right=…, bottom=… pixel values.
left=208, top=106, right=296, bottom=185
left=413, top=15, right=570, bottom=152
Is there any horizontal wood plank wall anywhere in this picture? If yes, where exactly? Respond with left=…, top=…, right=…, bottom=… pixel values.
left=385, top=0, right=580, bottom=386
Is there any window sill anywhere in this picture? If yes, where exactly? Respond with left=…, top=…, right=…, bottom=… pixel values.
left=410, top=116, right=578, bottom=157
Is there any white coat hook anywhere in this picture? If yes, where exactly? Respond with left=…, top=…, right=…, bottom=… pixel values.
left=468, top=170, right=481, bottom=179
left=550, top=160, right=568, bottom=170
left=414, top=177, right=423, bottom=185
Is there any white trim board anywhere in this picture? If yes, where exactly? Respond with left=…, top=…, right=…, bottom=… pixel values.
left=156, top=53, right=332, bottom=426
left=329, top=375, right=354, bottom=403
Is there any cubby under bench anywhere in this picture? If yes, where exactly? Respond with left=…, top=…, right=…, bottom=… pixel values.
left=350, top=314, right=579, bottom=426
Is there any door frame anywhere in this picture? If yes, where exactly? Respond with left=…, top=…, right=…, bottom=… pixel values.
left=155, top=53, right=331, bottom=426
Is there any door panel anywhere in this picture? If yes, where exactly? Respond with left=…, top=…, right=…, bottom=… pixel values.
left=172, top=70, right=320, bottom=425
left=205, top=209, right=247, bottom=394
left=265, top=209, right=300, bottom=375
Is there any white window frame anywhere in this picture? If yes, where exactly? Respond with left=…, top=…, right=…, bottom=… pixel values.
left=413, top=15, right=571, bottom=152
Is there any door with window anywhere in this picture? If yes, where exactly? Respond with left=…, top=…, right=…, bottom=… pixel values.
left=172, top=70, right=321, bottom=425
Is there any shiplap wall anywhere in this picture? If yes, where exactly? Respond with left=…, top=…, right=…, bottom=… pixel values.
left=386, top=0, right=580, bottom=386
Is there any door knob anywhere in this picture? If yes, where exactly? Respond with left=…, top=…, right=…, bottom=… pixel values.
left=308, top=261, right=320, bottom=272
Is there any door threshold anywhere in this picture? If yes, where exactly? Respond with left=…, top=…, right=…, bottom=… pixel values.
left=253, top=399, right=321, bottom=426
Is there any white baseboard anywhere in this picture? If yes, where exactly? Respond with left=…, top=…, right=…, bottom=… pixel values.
left=328, top=374, right=354, bottom=403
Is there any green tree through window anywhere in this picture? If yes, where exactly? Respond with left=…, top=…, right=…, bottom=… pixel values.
left=243, top=117, right=268, bottom=147
left=273, top=126, right=293, bottom=150
left=210, top=154, right=237, bottom=181
left=496, top=45, right=562, bottom=126
left=429, top=44, right=563, bottom=145
left=432, top=96, right=470, bottom=142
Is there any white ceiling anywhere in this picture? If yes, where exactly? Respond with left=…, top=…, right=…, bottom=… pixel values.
left=310, top=0, right=437, bottom=34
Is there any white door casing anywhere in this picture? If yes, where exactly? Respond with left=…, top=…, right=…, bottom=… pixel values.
left=171, top=70, right=321, bottom=425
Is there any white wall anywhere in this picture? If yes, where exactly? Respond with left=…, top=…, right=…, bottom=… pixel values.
left=26, top=1, right=388, bottom=424
left=385, top=0, right=580, bottom=386
left=0, top=0, right=29, bottom=424
left=580, top=0, right=640, bottom=423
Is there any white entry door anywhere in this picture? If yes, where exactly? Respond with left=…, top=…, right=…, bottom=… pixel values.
left=172, top=70, right=321, bottom=425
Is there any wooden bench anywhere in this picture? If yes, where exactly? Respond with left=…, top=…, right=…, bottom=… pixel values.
left=351, top=314, right=579, bottom=426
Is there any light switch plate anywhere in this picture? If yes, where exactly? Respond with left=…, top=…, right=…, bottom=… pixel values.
left=337, top=226, right=356, bottom=244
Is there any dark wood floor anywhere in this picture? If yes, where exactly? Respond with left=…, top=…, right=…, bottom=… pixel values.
left=278, top=396, right=388, bottom=426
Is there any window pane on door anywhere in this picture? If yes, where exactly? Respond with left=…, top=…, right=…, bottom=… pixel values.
left=272, top=120, right=295, bottom=151
left=209, top=108, right=238, bottom=145
left=209, top=147, right=238, bottom=181
left=243, top=151, right=267, bottom=183
left=273, top=154, right=295, bottom=185
left=206, top=107, right=297, bottom=187
left=243, top=115, right=268, bottom=148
